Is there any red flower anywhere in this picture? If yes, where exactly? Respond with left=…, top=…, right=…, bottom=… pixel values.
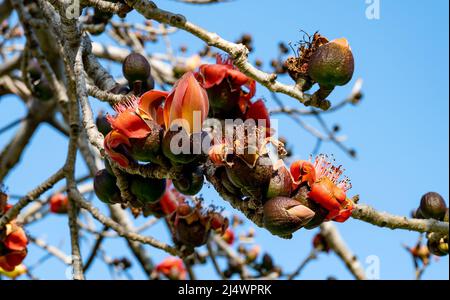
left=104, top=92, right=167, bottom=167
left=155, top=257, right=186, bottom=280
left=222, top=228, right=235, bottom=245
left=0, top=250, right=27, bottom=272
left=164, top=72, right=209, bottom=134
left=290, top=155, right=353, bottom=222
left=49, top=193, right=69, bottom=214
left=4, top=226, right=28, bottom=252
left=243, top=99, right=271, bottom=136
left=1, top=224, right=28, bottom=272
left=104, top=130, right=132, bottom=167
left=159, top=186, right=182, bottom=216
left=197, top=55, right=255, bottom=115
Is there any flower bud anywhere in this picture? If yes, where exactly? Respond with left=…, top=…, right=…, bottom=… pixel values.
left=122, top=53, right=151, bottom=84
left=308, top=38, right=354, bottom=87
left=419, top=192, right=447, bottom=220
left=161, top=127, right=199, bottom=164
left=96, top=111, right=113, bottom=136
left=109, top=84, right=131, bottom=95
left=164, top=72, right=209, bottom=135
left=49, top=193, right=69, bottom=214
left=226, top=156, right=273, bottom=199
left=129, top=175, right=166, bottom=204
left=261, top=253, right=274, bottom=272
left=266, top=166, right=293, bottom=199
left=263, top=197, right=315, bottom=238
left=291, top=184, right=328, bottom=230
left=427, top=238, right=448, bottom=257
left=93, top=169, right=122, bottom=204
left=173, top=167, right=204, bottom=196
left=129, top=121, right=163, bottom=163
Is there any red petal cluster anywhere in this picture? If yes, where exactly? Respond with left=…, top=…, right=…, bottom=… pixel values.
left=290, top=155, right=353, bottom=222
left=0, top=199, right=28, bottom=272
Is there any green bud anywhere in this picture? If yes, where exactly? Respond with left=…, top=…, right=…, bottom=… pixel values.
left=94, top=169, right=122, bottom=204
left=129, top=175, right=166, bottom=204
left=308, top=38, right=354, bottom=87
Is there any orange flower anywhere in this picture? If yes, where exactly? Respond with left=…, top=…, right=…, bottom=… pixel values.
left=49, top=193, right=69, bottom=214
left=138, top=90, right=168, bottom=127
left=197, top=55, right=255, bottom=115
left=155, top=257, right=186, bottom=280
left=290, top=155, right=353, bottom=222
left=164, top=72, right=209, bottom=134
left=104, top=91, right=167, bottom=167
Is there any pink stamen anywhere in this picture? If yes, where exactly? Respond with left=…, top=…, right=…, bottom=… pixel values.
left=313, top=154, right=352, bottom=192
left=113, top=96, right=139, bottom=114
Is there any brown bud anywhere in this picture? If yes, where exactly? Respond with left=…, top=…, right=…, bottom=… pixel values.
left=263, top=197, right=315, bottom=238
left=420, top=192, right=447, bottom=220
left=122, top=53, right=151, bottom=84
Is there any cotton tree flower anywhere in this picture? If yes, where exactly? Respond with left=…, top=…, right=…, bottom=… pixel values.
left=196, top=55, right=255, bottom=116
left=290, top=155, right=354, bottom=222
left=163, top=71, right=209, bottom=134
left=104, top=91, right=167, bottom=167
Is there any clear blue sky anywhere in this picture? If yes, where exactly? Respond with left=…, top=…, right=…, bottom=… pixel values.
left=0, top=0, right=448, bottom=279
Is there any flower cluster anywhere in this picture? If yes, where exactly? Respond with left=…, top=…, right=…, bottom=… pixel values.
left=98, top=52, right=354, bottom=241
left=290, top=155, right=353, bottom=222
left=0, top=191, right=28, bottom=272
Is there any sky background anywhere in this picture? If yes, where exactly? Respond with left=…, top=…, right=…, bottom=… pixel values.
left=0, top=0, right=448, bottom=280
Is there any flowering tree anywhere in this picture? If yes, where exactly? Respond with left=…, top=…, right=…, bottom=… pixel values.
left=0, top=0, right=448, bottom=280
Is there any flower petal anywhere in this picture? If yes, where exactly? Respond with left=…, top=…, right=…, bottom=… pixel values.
left=139, top=90, right=168, bottom=123
left=4, top=227, right=28, bottom=251
left=104, top=131, right=132, bottom=167
left=244, top=99, right=271, bottom=132
left=108, top=110, right=150, bottom=139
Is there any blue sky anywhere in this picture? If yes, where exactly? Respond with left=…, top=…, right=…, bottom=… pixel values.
left=0, top=0, right=448, bottom=279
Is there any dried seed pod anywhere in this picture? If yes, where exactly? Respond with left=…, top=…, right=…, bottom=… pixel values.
left=263, top=196, right=315, bottom=238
